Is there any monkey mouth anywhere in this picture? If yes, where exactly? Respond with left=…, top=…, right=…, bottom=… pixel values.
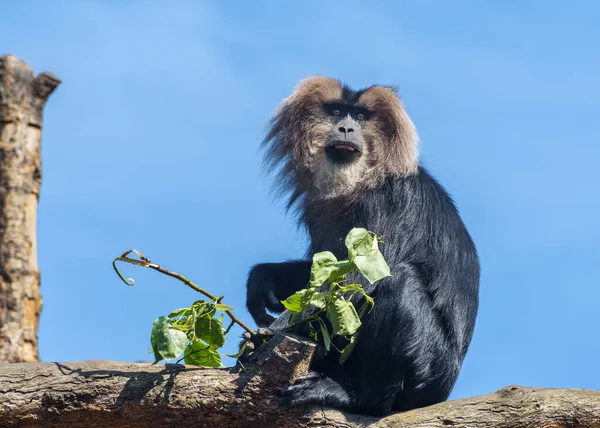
left=333, top=144, right=358, bottom=152
left=326, top=141, right=362, bottom=153
left=325, top=141, right=362, bottom=163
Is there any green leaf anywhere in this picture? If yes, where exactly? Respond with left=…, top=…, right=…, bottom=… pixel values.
left=170, top=316, right=194, bottom=332
left=282, top=289, right=330, bottom=314
left=224, top=341, right=248, bottom=359
left=339, top=334, right=358, bottom=365
left=308, top=291, right=329, bottom=309
left=184, top=342, right=222, bottom=368
left=309, top=252, right=356, bottom=288
left=344, top=228, right=391, bottom=284
left=327, top=261, right=356, bottom=284
left=337, top=283, right=375, bottom=316
left=337, top=283, right=366, bottom=293
left=308, top=251, right=339, bottom=288
left=168, top=307, right=192, bottom=318
left=193, top=301, right=216, bottom=318
left=150, top=316, right=188, bottom=362
left=194, top=315, right=226, bottom=349
left=281, top=289, right=310, bottom=313
left=326, top=298, right=362, bottom=336
left=214, top=303, right=234, bottom=311
left=354, top=250, right=391, bottom=284
left=345, top=228, right=374, bottom=260
left=169, top=306, right=195, bottom=331
left=319, top=321, right=331, bottom=353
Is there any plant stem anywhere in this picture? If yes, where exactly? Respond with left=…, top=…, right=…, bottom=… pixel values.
left=224, top=319, right=236, bottom=334
left=146, top=263, right=255, bottom=335
left=281, top=309, right=325, bottom=332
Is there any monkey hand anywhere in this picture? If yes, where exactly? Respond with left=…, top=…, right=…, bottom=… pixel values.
left=246, top=264, right=286, bottom=327
left=237, top=327, right=276, bottom=364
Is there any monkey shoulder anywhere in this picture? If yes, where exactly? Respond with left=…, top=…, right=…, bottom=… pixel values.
left=364, top=168, right=477, bottom=266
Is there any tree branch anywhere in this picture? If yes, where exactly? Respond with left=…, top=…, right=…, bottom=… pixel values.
left=112, top=250, right=255, bottom=335
left=1, top=333, right=599, bottom=427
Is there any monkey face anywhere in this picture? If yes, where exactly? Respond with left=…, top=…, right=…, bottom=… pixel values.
left=323, top=103, right=369, bottom=165
left=263, top=76, right=420, bottom=202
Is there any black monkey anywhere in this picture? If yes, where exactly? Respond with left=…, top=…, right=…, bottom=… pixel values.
left=245, top=76, right=480, bottom=416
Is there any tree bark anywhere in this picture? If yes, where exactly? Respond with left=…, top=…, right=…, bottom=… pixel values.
left=0, top=54, right=60, bottom=362
left=1, top=333, right=599, bottom=428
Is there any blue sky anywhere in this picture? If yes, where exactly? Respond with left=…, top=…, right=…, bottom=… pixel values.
left=2, top=1, right=599, bottom=401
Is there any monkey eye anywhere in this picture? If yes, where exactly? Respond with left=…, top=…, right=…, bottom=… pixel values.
left=323, top=103, right=348, bottom=117
left=356, top=112, right=366, bottom=121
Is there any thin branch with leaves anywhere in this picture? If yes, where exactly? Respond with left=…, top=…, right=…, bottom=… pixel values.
left=111, top=228, right=390, bottom=368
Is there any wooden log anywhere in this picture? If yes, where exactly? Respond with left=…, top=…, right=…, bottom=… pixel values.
left=1, top=333, right=599, bottom=427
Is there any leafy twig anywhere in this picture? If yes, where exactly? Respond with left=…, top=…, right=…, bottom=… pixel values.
left=111, top=228, right=389, bottom=368
left=113, top=250, right=255, bottom=335
left=279, top=228, right=388, bottom=363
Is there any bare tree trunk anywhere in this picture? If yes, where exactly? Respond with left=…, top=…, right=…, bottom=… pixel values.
left=0, top=334, right=599, bottom=428
left=0, top=54, right=60, bottom=362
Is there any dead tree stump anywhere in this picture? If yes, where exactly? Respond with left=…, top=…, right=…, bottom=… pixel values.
left=0, top=54, right=60, bottom=362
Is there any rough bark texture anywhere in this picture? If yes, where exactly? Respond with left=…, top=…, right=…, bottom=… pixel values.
left=1, top=333, right=599, bottom=427
left=0, top=54, right=60, bottom=363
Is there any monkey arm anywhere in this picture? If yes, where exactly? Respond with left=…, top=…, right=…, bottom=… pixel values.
left=246, top=260, right=311, bottom=327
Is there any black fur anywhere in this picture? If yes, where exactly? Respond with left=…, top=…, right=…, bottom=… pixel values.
left=246, top=168, right=480, bottom=416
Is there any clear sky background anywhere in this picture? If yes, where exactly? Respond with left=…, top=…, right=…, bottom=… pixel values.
left=2, top=1, right=599, bottom=401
